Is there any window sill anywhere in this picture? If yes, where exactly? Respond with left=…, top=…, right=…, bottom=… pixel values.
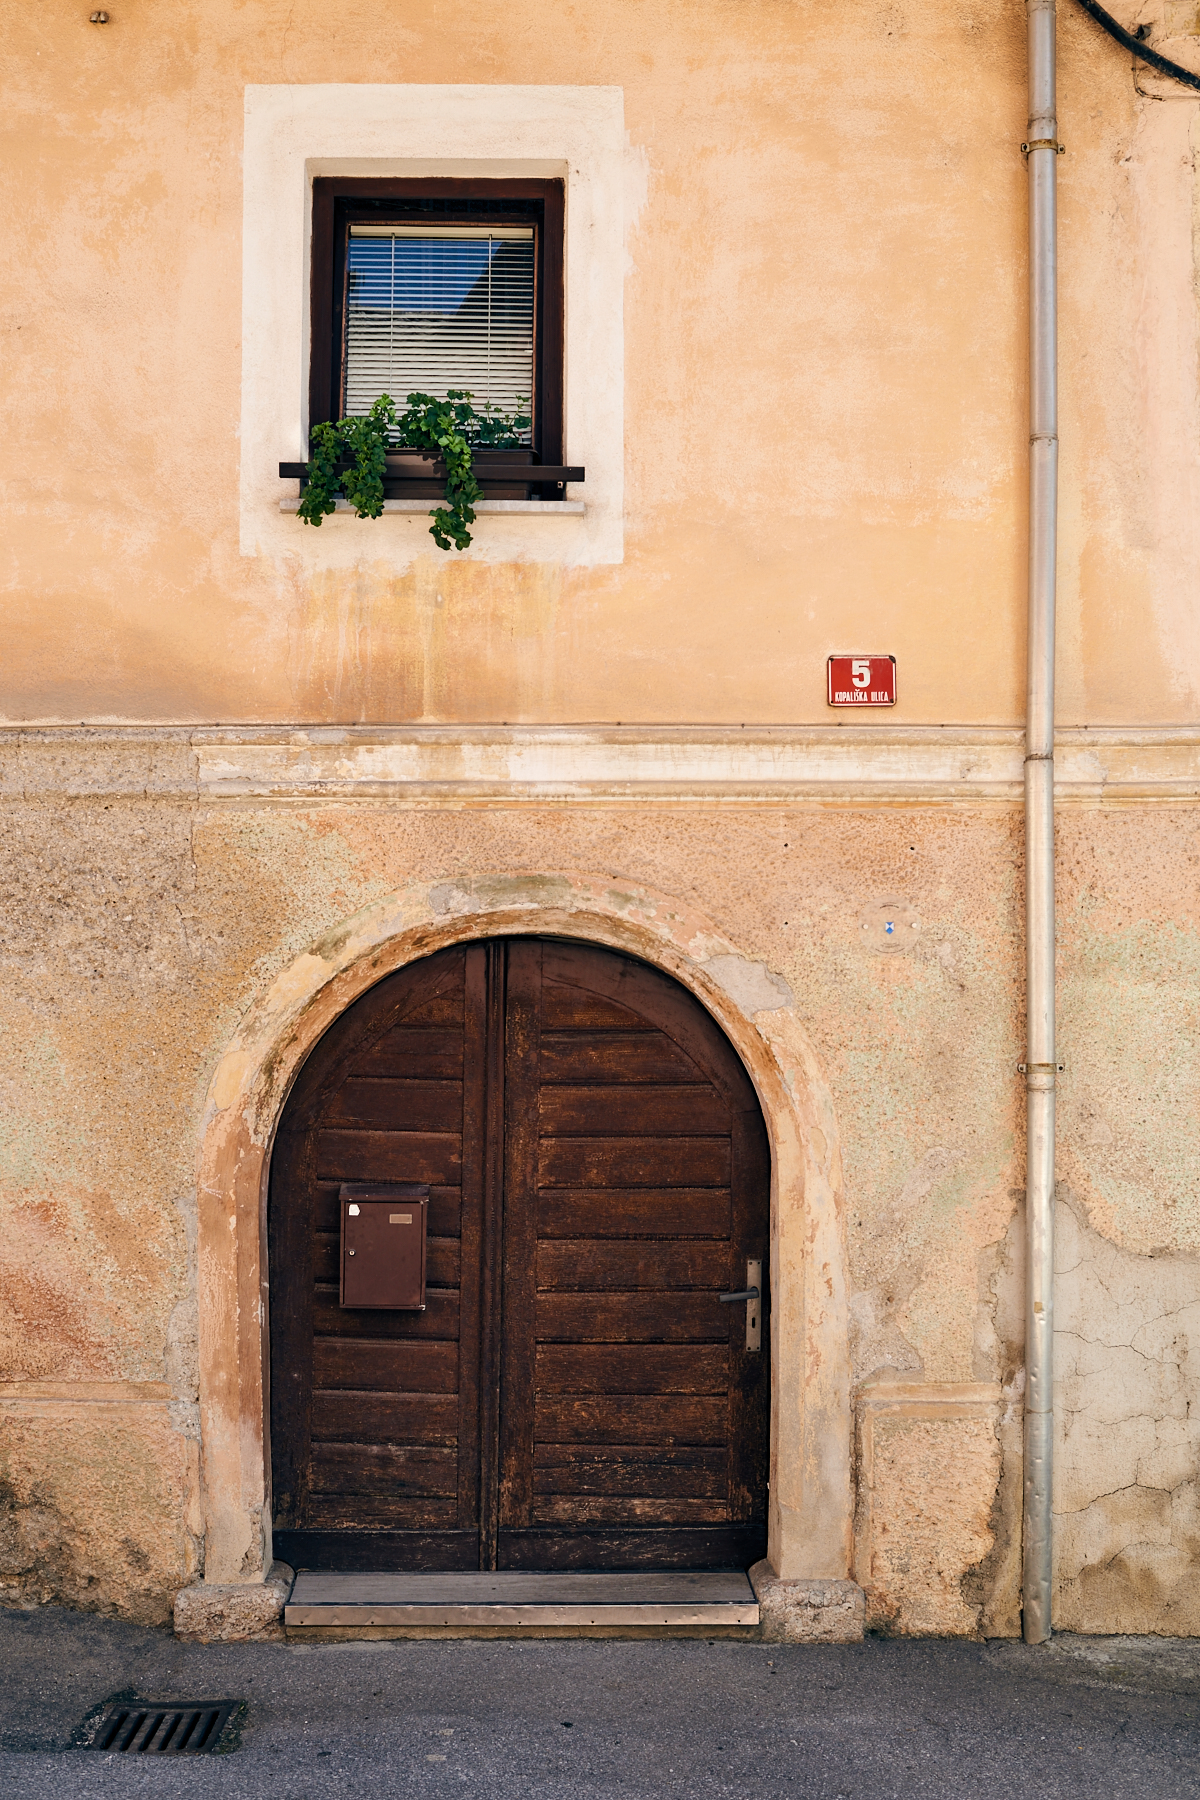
left=278, top=498, right=586, bottom=516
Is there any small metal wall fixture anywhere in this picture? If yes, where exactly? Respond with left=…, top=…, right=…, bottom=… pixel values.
left=89, top=11, right=110, bottom=21
left=87, top=1702, right=238, bottom=1755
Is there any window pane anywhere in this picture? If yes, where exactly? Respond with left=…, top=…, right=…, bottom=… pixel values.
left=345, top=227, right=535, bottom=439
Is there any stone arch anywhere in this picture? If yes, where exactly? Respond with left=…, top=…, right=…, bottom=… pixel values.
left=194, top=873, right=851, bottom=1589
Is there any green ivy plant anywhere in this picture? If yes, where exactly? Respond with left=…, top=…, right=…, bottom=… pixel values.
left=297, top=390, right=530, bottom=551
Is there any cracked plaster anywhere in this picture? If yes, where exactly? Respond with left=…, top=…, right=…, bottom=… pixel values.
left=1055, top=1193, right=1200, bottom=1634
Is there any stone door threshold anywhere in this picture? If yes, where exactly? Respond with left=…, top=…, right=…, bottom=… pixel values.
left=284, top=1570, right=759, bottom=1637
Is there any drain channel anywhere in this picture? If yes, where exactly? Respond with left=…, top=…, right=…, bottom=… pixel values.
left=89, top=1701, right=239, bottom=1754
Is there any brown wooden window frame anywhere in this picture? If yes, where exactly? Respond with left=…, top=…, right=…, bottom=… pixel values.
left=310, top=178, right=566, bottom=475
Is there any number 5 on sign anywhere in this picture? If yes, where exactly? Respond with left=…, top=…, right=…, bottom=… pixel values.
left=827, top=655, right=897, bottom=707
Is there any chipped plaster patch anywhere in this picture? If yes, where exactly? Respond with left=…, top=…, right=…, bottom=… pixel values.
left=1055, top=1191, right=1200, bottom=1634
left=699, top=954, right=794, bottom=1016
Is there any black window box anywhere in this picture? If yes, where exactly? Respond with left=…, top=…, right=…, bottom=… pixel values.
left=279, top=447, right=584, bottom=502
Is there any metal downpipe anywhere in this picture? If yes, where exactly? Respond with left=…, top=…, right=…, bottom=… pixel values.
left=1022, top=0, right=1059, bottom=1647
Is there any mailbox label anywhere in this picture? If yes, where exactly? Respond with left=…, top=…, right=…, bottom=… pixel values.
left=827, top=655, right=896, bottom=706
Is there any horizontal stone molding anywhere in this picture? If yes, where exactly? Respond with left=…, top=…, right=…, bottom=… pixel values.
left=0, top=1381, right=174, bottom=1405
left=3, top=725, right=1200, bottom=804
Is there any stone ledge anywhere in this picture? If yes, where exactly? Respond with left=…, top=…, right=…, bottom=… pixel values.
left=749, top=1561, right=865, bottom=1643
left=173, top=1562, right=294, bottom=1643
left=5, top=725, right=1200, bottom=804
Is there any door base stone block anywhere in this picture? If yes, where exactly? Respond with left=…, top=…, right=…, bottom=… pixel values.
left=748, top=1560, right=865, bottom=1642
left=173, top=1562, right=294, bottom=1643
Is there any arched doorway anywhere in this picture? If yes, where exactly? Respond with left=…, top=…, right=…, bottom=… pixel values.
left=268, top=936, right=770, bottom=1574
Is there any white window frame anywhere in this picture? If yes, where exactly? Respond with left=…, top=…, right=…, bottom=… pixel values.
left=241, top=85, right=627, bottom=567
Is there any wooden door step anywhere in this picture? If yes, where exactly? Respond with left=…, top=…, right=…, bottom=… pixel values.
left=284, top=1570, right=759, bottom=1637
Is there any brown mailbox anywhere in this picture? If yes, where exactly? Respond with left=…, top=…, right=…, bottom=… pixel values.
left=339, top=1183, right=429, bottom=1310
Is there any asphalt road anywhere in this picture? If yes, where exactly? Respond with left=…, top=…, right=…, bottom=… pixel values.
left=1, top=1605, right=1198, bottom=1798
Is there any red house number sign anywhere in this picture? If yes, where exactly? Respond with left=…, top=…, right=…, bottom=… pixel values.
left=827, top=655, right=897, bottom=707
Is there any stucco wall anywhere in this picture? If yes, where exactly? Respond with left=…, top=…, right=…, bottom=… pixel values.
left=2, top=737, right=1198, bottom=1633
left=2, top=0, right=1199, bottom=1638
left=1, top=1, right=1197, bottom=726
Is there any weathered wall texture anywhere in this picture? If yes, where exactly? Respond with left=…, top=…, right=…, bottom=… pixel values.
left=0, top=1, right=1197, bottom=726
left=1055, top=1196, right=1200, bottom=1636
left=0, top=740, right=1198, bottom=1633
left=1, top=0, right=1198, bottom=1638
left=0, top=1395, right=201, bottom=1625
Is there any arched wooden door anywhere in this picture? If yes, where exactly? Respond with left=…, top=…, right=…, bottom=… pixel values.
left=269, top=938, right=769, bottom=1572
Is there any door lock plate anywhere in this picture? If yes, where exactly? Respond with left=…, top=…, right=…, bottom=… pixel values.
left=745, top=1259, right=762, bottom=1351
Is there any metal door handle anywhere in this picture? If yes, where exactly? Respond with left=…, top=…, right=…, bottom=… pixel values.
left=719, top=1261, right=762, bottom=1351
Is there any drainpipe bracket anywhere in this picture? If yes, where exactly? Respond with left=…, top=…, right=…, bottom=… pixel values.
left=1021, top=139, right=1066, bottom=155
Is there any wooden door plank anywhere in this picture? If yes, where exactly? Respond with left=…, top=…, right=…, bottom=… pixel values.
left=312, top=1286, right=460, bottom=1340
left=310, top=1442, right=459, bottom=1497
left=539, top=985, right=651, bottom=1030
left=535, top=1343, right=729, bottom=1395
left=497, top=938, right=542, bottom=1536
left=537, top=1292, right=730, bottom=1343
left=536, top=1240, right=729, bottom=1292
left=537, top=1137, right=730, bottom=1188
left=539, top=1032, right=705, bottom=1085
left=391, top=987, right=464, bottom=1025
left=313, top=1338, right=459, bottom=1392
left=539, top=1086, right=730, bottom=1136
left=350, top=1027, right=464, bottom=1081
left=297, top=1497, right=461, bottom=1531
left=477, top=940, right=506, bottom=1567
left=535, top=1394, right=727, bottom=1445
left=311, top=1391, right=460, bottom=1445
left=497, top=1525, right=767, bottom=1572
left=456, top=942, right=488, bottom=1544
left=726, top=1106, right=771, bottom=1525
left=532, top=1497, right=732, bottom=1525
left=316, top=1128, right=462, bottom=1185
left=533, top=1448, right=727, bottom=1498
left=325, top=1079, right=464, bottom=1132
left=276, top=1528, right=482, bottom=1572
left=537, top=1189, right=732, bottom=1239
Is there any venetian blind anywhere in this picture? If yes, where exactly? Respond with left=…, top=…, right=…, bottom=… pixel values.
left=344, top=225, right=535, bottom=437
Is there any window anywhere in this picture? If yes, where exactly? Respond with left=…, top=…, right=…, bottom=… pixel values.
left=310, top=180, right=567, bottom=490
left=343, top=227, right=536, bottom=435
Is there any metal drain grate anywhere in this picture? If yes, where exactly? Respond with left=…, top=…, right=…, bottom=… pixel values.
left=89, top=1700, right=239, bottom=1755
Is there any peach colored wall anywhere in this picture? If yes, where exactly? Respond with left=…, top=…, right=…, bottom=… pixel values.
left=2, top=732, right=1200, bottom=1633
left=1, top=1, right=1196, bottom=725
left=3, top=4, right=1200, bottom=1639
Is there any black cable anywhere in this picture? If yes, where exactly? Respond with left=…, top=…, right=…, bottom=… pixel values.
left=1073, top=0, right=1200, bottom=94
